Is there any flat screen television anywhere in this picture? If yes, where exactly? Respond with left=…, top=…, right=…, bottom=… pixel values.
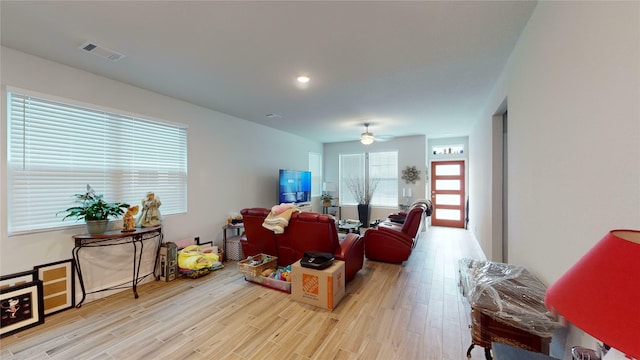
left=279, top=169, right=312, bottom=204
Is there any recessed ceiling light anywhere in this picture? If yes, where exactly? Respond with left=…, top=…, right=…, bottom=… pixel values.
left=296, top=75, right=311, bottom=84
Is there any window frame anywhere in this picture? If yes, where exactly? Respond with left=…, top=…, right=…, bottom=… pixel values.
left=368, top=151, right=399, bottom=207
left=339, top=151, right=398, bottom=207
left=6, top=87, right=188, bottom=235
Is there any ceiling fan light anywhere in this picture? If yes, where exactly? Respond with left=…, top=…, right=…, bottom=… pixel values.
left=360, top=132, right=375, bottom=145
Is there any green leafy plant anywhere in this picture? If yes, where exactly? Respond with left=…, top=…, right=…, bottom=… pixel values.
left=59, top=184, right=129, bottom=221
left=320, top=192, right=333, bottom=203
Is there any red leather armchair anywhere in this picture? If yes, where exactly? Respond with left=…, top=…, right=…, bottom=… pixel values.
left=378, top=202, right=428, bottom=238
left=239, top=208, right=278, bottom=257
left=239, top=208, right=365, bottom=281
left=363, top=202, right=428, bottom=263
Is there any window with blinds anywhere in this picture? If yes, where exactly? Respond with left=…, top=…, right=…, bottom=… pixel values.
left=7, top=90, right=188, bottom=235
left=369, top=151, right=399, bottom=206
left=339, top=153, right=365, bottom=205
left=338, top=151, right=397, bottom=207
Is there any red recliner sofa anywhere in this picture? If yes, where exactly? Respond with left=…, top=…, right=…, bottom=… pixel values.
left=240, top=208, right=365, bottom=281
left=239, top=208, right=279, bottom=257
left=363, top=201, right=429, bottom=263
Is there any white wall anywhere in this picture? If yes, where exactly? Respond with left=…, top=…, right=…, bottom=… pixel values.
left=0, top=47, right=322, bottom=299
left=324, top=135, right=427, bottom=222
left=470, top=2, right=639, bottom=354
left=478, top=0, right=640, bottom=284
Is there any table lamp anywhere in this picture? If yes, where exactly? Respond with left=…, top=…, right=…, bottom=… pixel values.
left=545, top=229, right=640, bottom=359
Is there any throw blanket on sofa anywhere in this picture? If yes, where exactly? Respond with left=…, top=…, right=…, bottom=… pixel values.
left=262, top=204, right=300, bottom=234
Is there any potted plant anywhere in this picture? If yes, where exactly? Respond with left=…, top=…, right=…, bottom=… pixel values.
left=320, top=192, right=333, bottom=207
left=345, top=177, right=379, bottom=228
left=59, top=184, right=130, bottom=234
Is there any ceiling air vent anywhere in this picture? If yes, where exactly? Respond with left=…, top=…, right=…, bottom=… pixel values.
left=79, top=41, right=125, bottom=62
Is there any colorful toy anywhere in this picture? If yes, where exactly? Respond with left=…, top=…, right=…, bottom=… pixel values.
left=265, top=265, right=292, bottom=282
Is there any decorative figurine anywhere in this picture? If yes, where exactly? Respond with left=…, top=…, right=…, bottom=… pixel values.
left=137, top=192, right=162, bottom=227
left=122, top=205, right=139, bottom=232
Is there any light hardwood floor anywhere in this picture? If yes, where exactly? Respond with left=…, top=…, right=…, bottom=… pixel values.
left=1, top=226, right=488, bottom=360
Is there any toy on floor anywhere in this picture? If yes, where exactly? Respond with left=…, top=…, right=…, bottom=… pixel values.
left=178, top=245, right=223, bottom=278
left=260, top=265, right=292, bottom=282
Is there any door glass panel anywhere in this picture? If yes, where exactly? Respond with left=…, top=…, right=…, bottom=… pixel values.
left=435, top=164, right=460, bottom=176
left=435, top=209, right=460, bottom=221
left=435, top=194, right=460, bottom=206
left=435, top=179, right=460, bottom=191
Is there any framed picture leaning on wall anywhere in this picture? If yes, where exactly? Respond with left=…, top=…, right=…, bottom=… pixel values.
left=0, top=273, right=45, bottom=338
left=34, top=259, right=75, bottom=315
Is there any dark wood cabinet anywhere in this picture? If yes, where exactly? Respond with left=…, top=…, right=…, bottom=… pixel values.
left=469, top=306, right=551, bottom=357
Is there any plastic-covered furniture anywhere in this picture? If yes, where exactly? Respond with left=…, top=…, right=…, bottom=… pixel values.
left=458, top=259, right=561, bottom=359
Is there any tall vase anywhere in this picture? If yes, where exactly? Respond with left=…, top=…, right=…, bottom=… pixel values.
left=357, top=203, right=371, bottom=228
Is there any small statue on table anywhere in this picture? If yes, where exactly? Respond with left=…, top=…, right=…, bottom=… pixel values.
left=137, top=192, right=162, bottom=228
left=122, top=205, right=139, bottom=232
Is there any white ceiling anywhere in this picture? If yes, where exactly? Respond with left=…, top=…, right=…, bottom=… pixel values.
left=1, top=1, right=536, bottom=143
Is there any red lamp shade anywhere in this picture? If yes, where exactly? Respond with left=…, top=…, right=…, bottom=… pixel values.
left=545, top=230, right=640, bottom=359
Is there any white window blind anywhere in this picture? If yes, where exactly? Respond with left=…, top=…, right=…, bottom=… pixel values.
left=339, top=153, right=365, bottom=205
left=369, top=151, right=398, bottom=207
left=7, top=91, right=188, bottom=235
left=338, top=151, right=398, bottom=206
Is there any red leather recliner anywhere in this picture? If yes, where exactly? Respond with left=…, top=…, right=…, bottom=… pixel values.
left=239, top=208, right=279, bottom=257
left=379, top=200, right=433, bottom=232
left=378, top=202, right=428, bottom=236
left=240, top=208, right=365, bottom=281
left=363, top=202, right=428, bottom=263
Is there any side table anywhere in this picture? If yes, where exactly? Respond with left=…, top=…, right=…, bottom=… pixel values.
left=322, top=205, right=341, bottom=219
left=72, top=226, right=162, bottom=307
left=222, top=223, right=244, bottom=261
left=459, top=259, right=558, bottom=360
left=467, top=306, right=551, bottom=359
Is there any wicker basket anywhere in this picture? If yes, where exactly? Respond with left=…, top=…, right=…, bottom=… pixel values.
left=238, top=254, right=277, bottom=277
left=226, top=236, right=244, bottom=261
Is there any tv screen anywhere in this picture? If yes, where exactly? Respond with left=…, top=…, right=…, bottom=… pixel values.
left=279, top=169, right=312, bottom=204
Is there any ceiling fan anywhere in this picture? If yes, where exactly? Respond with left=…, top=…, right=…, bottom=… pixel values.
left=360, top=123, right=393, bottom=145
